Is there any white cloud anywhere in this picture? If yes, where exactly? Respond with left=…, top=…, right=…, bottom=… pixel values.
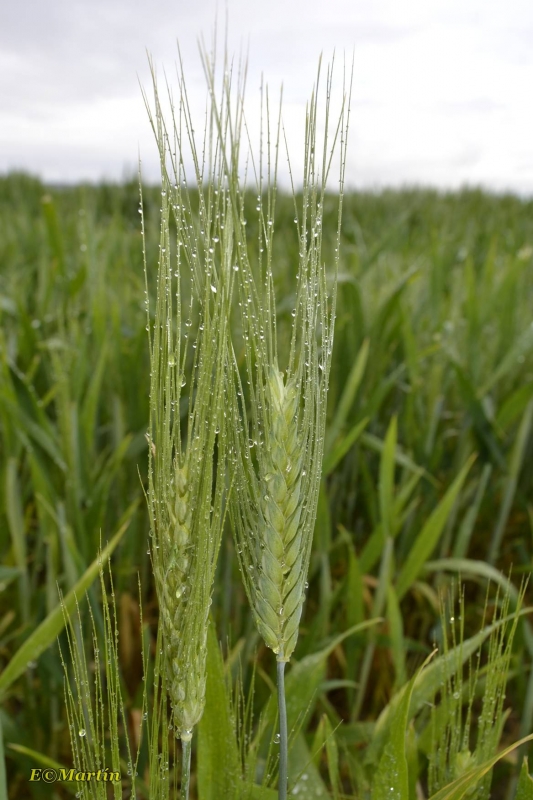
left=1, top=0, right=532, bottom=194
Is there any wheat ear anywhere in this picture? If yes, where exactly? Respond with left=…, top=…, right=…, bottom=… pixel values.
left=252, top=366, right=305, bottom=658
left=142, top=42, right=234, bottom=798
left=225, top=55, right=352, bottom=799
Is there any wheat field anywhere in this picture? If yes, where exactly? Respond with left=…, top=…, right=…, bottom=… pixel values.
left=1, top=148, right=533, bottom=799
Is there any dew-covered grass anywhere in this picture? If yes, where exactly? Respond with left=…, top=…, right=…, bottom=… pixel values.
left=1, top=158, right=533, bottom=798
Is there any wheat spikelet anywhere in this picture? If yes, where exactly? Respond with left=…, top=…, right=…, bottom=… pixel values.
left=156, top=460, right=202, bottom=739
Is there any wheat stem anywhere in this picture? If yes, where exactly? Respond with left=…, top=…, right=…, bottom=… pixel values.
left=277, top=659, right=288, bottom=800
left=180, top=736, right=192, bottom=800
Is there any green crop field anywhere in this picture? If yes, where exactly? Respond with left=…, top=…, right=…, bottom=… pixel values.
left=1, top=169, right=533, bottom=799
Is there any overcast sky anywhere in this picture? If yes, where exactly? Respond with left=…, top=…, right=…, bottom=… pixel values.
left=2, top=0, right=533, bottom=194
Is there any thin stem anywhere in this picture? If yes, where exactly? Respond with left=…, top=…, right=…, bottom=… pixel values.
left=180, top=735, right=192, bottom=800
left=277, top=658, right=288, bottom=800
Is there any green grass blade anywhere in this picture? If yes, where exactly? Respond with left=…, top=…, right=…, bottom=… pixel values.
left=2, top=395, right=67, bottom=471
left=5, top=458, right=29, bottom=622
left=361, top=432, right=436, bottom=486
left=451, top=362, right=506, bottom=470
left=353, top=536, right=394, bottom=720
left=325, top=337, right=369, bottom=451
left=496, top=383, right=533, bottom=432
left=359, top=472, right=422, bottom=574
left=41, top=194, right=65, bottom=276
left=515, top=757, right=533, bottom=800
left=481, top=323, right=533, bottom=395
left=424, top=558, right=528, bottom=605
left=322, top=417, right=368, bottom=477
left=0, top=715, right=8, bottom=800
left=312, top=485, right=333, bottom=643
left=197, top=621, right=241, bottom=799
left=0, top=514, right=131, bottom=700
left=323, top=716, right=341, bottom=800
left=396, top=454, right=475, bottom=600
left=0, top=566, right=20, bottom=591
left=488, top=399, right=533, bottom=564
left=366, top=607, right=533, bottom=766
left=372, top=657, right=423, bottom=800
left=452, top=463, right=492, bottom=559
left=379, top=417, right=397, bottom=541
left=427, top=734, right=533, bottom=800
left=372, top=692, right=411, bottom=800
left=424, top=556, right=533, bottom=660
left=344, top=542, right=364, bottom=706
left=287, top=734, right=329, bottom=799
left=250, top=787, right=278, bottom=799
left=387, top=584, right=406, bottom=688
left=80, top=340, right=108, bottom=456
left=7, top=745, right=77, bottom=795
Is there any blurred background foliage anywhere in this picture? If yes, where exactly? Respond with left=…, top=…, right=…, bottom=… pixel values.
left=1, top=172, right=533, bottom=797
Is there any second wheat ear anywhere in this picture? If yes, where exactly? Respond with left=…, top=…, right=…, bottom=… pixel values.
left=226, top=56, right=352, bottom=800
left=142, top=44, right=233, bottom=800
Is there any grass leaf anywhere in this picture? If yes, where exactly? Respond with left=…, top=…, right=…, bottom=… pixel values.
left=396, top=454, right=475, bottom=600
left=0, top=715, right=8, bottom=800
left=325, top=338, right=369, bottom=451
left=197, top=621, right=241, bottom=799
left=427, top=734, right=533, bottom=800
left=0, top=513, right=131, bottom=699
left=515, top=757, right=533, bottom=800
left=7, top=744, right=77, bottom=795
left=372, top=657, right=423, bottom=800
